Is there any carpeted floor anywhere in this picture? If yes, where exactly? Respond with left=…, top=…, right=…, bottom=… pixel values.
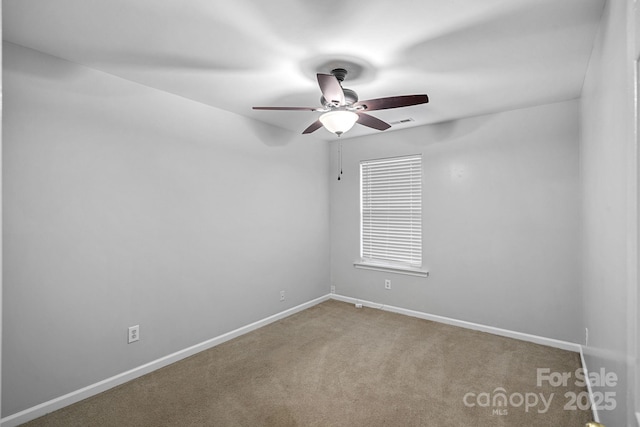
left=22, top=300, right=592, bottom=426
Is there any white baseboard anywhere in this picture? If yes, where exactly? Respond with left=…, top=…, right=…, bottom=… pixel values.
left=1, top=294, right=331, bottom=427
left=579, top=346, right=599, bottom=423
left=331, top=295, right=602, bottom=420
left=2, top=293, right=588, bottom=426
left=330, top=294, right=581, bottom=352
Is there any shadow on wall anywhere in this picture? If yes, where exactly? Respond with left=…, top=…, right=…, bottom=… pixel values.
left=4, top=42, right=82, bottom=82
left=243, top=108, right=495, bottom=148
left=400, top=114, right=496, bottom=146
left=242, top=116, right=299, bottom=147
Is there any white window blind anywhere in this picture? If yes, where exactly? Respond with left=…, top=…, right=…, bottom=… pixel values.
left=360, top=154, right=422, bottom=268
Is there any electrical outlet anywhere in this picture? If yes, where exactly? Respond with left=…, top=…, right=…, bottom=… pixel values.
left=330, top=285, right=336, bottom=294
left=385, top=279, right=391, bottom=290
left=128, top=325, right=139, bottom=344
left=280, top=290, right=285, bottom=301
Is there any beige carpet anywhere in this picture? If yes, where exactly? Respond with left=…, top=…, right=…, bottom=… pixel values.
left=22, top=300, right=591, bottom=426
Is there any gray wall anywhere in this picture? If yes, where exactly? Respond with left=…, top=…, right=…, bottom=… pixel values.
left=330, top=100, right=582, bottom=343
left=580, top=0, right=636, bottom=425
left=2, top=42, right=330, bottom=416
left=6, top=3, right=636, bottom=420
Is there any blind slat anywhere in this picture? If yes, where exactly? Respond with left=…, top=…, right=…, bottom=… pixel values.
left=360, top=155, right=422, bottom=268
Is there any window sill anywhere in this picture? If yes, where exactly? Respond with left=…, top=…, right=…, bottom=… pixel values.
left=353, top=261, right=429, bottom=277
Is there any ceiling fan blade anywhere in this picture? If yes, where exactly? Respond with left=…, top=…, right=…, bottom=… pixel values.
left=317, top=73, right=345, bottom=106
left=355, top=94, right=429, bottom=111
left=252, top=106, right=318, bottom=111
left=302, top=119, right=323, bottom=134
left=356, top=112, right=391, bottom=131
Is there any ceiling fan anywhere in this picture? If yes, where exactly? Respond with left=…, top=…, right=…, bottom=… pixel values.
left=253, top=68, right=429, bottom=137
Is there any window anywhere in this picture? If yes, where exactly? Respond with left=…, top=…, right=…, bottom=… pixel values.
left=355, top=154, right=427, bottom=277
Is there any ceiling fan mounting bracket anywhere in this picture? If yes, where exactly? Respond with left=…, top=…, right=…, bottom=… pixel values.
left=330, top=68, right=348, bottom=82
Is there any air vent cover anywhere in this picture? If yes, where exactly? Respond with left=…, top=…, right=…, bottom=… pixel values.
left=389, top=118, right=415, bottom=125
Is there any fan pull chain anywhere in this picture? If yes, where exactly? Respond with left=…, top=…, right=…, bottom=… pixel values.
left=337, top=140, right=343, bottom=181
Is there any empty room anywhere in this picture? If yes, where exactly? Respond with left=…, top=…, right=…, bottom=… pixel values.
left=1, top=0, right=639, bottom=426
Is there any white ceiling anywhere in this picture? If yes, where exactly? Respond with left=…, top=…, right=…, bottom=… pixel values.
left=3, top=0, right=605, bottom=141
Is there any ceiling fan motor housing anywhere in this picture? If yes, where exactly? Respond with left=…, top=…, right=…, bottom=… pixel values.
left=321, top=88, right=358, bottom=107
left=320, top=68, right=359, bottom=107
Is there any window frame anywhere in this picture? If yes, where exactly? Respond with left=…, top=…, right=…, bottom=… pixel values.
left=354, top=154, right=429, bottom=278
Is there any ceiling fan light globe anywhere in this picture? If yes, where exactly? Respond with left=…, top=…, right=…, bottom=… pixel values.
left=319, top=111, right=358, bottom=136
